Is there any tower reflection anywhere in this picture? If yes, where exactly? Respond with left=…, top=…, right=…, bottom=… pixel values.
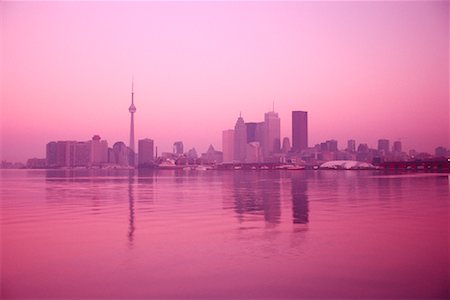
left=127, top=170, right=135, bottom=247
left=232, top=171, right=281, bottom=225
left=291, top=173, right=309, bottom=224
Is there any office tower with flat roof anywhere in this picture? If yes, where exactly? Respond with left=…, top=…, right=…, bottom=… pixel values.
left=46, top=142, right=57, bottom=167
left=72, top=141, right=90, bottom=167
left=393, top=141, right=402, bottom=153
left=282, top=137, right=291, bottom=153
left=378, top=139, right=390, bottom=154
left=113, top=142, right=129, bottom=166
left=91, top=135, right=108, bottom=166
left=173, top=141, right=184, bottom=155
left=245, top=122, right=257, bottom=143
left=292, top=111, right=308, bottom=152
left=234, top=114, right=247, bottom=162
left=222, top=129, right=234, bottom=163
left=263, top=110, right=281, bottom=160
left=347, top=139, right=356, bottom=152
left=138, top=138, right=154, bottom=166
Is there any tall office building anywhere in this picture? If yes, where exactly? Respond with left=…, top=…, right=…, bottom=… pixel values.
left=378, top=139, right=390, bottom=154
left=347, top=139, right=356, bottom=152
left=245, top=122, right=257, bottom=143
left=393, top=141, right=402, bottom=153
left=72, top=141, right=90, bottom=167
left=263, top=110, right=280, bottom=160
left=173, top=141, right=184, bottom=155
left=129, top=80, right=137, bottom=165
left=222, top=129, right=234, bottom=163
left=113, top=142, right=129, bottom=166
left=91, top=135, right=108, bottom=166
left=46, top=142, right=57, bottom=167
left=234, top=114, right=247, bottom=162
left=282, top=137, right=291, bottom=153
left=292, top=111, right=308, bottom=152
left=138, top=139, right=154, bottom=166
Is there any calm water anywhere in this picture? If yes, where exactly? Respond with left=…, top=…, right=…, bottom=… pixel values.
left=1, top=169, right=449, bottom=299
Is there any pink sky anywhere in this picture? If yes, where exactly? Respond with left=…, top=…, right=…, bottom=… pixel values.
left=1, top=1, right=448, bottom=162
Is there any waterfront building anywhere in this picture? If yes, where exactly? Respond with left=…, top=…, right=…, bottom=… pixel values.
left=263, top=110, right=281, bottom=160
left=222, top=129, right=234, bottom=163
left=46, top=142, right=57, bottom=167
left=233, top=114, right=247, bottom=162
left=113, top=142, right=129, bottom=166
left=173, top=141, right=184, bottom=155
left=393, top=141, right=402, bottom=153
left=129, top=80, right=137, bottom=166
left=26, top=158, right=46, bottom=169
left=281, top=137, right=291, bottom=154
left=200, top=145, right=223, bottom=164
left=91, top=135, right=108, bottom=166
left=246, top=122, right=257, bottom=143
left=347, top=139, right=356, bottom=152
left=56, top=141, right=73, bottom=167
left=72, top=141, right=90, bottom=167
left=187, top=148, right=198, bottom=164
left=378, top=139, right=390, bottom=154
left=138, top=138, right=154, bottom=167
left=246, top=142, right=262, bottom=163
left=292, top=111, right=308, bottom=152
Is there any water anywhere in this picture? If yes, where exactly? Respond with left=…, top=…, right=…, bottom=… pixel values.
left=1, top=169, right=448, bottom=299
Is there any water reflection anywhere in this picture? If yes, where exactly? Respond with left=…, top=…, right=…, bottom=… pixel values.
left=291, top=173, right=309, bottom=224
left=232, top=172, right=281, bottom=226
left=127, top=171, right=135, bottom=247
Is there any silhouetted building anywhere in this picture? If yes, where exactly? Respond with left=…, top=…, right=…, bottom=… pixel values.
left=138, top=138, right=154, bottom=167
left=222, top=129, right=234, bottom=163
left=245, top=122, right=257, bottom=143
left=234, top=114, right=247, bottom=162
left=173, top=141, right=184, bottom=155
left=347, top=139, right=356, bottom=152
left=435, top=146, right=448, bottom=157
left=187, top=148, right=198, bottom=164
left=113, top=142, right=129, bottom=166
left=201, top=145, right=223, bottom=164
left=27, top=158, right=46, bottom=169
left=282, top=137, right=291, bottom=153
left=292, top=111, right=308, bottom=152
left=72, top=141, right=90, bottom=167
left=378, top=139, right=390, bottom=154
left=46, top=142, right=57, bottom=167
left=393, top=141, right=402, bottom=153
left=91, top=135, right=108, bottom=166
left=246, top=142, right=262, bottom=163
left=263, top=110, right=281, bottom=160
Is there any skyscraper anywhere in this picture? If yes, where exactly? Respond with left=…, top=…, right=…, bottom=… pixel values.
left=292, top=111, right=308, bottom=152
left=263, top=110, right=280, bottom=160
left=222, top=129, right=234, bottom=163
left=173, top=141, right=184, bottom=155
left=347, top=139, right=356, bottom=152
left=378, top=139, right=390, bottom=154
left=138, top=138, right=154, bottom=167
left=234, top=114, right=247, bottom=162
left=91, top=135, right=108, bottom=166
left=129, top=80, right=137, bottom=159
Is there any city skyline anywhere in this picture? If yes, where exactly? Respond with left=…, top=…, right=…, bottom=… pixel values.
left=2, top=1, right=448, bottom=162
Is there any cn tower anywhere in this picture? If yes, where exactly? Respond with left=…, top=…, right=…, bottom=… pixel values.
left=129, top=80, right=136, bottom=154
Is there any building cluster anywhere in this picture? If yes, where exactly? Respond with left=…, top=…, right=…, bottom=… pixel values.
left=4, top=82, right=448, bottom=169
left=222, top=110, right=308, bottom=164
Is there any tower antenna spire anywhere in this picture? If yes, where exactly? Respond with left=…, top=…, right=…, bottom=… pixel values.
left=273, top=101, right=275, bottom=112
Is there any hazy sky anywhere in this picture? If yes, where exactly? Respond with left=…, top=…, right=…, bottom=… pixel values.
left=1, top=1, right=449, bottom=162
